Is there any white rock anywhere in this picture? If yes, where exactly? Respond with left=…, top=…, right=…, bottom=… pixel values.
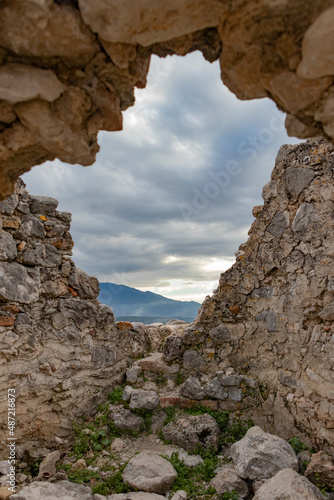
left=122, top=453, right=177, bottom=494
left=231, top=426, right=298, bottom=480
left=129, top=389, right=160, bottom=410
left=211, top=468, right=249, bottom=498
left=253, top=468, right=326, bottom=499
left=171, top=491, right=187, bottom=500
left=78, top=0, right=218, bottom=46
left=298, top=6, right=334, bottom=79
left=0, top=64, right=64, bottom=104
left=106, top=494, right=165, bottom=500
left=10, top=480, right=94, bottom=499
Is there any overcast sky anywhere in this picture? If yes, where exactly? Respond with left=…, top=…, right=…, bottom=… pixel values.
left=23, top=51, right=301, bottom=303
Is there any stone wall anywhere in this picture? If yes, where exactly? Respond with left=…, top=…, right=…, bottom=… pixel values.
left=1, top=0, right=334, bottom=198
left=0, top=180, right=155, bottom=453
left=187, top=138, right=334, bottom=449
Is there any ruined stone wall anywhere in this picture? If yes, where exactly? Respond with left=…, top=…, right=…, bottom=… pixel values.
left=1, top=0, right=334, bottom=198
left=185, top=138, right=334, bottom=449
left=0, top=180, right=157, bottom=453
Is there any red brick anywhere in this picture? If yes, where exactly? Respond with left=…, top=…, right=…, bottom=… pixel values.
left=141, top=360, right=165, bottom=373
left=160, top=396, right=180, bottom=408
left=67, top=286, right=78, bottom=297
left=1, top=305, right=19, bottom=314
left=0, top=316, right=15, bottom=327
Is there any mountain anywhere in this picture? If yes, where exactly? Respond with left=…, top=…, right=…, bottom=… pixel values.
left=98, top=283, right=200, bottom=323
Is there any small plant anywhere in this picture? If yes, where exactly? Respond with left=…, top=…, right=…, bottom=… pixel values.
left=288, top=436, right=308, bottom=454
left=175, top=371, right=184, bottom=386
left=108, top=387, right=124, bottom=405
left=164, top=406, right=176, bottom=424
left=221, top=491, right=239, bottom=500
left=132, top=408, right=153, bottom=430
left=165, top=452, right=218, bottom=497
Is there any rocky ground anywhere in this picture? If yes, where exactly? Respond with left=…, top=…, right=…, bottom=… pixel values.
left=1, top=348, right=334, bottom=499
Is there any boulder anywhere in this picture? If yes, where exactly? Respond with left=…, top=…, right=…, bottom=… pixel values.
left=305, top=451, right=334, bottom=489
left=10, top=480, right=94, bottom=499
left=253, top=468, right=326, bottom=500
left=129, top=390, right=160, bottom=411
left=110, top=406, right=144, bottom=433
left=211, top=468, right=249, bottom=498
left=122, top=453, right=177, bottom=494
left=162, top=414, right=220, bottom=452
left=231, top=426, right=298, bottom=480
left=30, top=195, right=58, bottom=215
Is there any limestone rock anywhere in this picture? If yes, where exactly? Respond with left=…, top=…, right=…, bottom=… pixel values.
left=298, top=6, right=334, bottom=79
left=319, top=302, right=334, bottom=321
left=0, top=0, right=97, bottom=63
left=10, top=480, right=94, bottom=499
left=231, top=427, right=298, bottom=480
left=110, top=406, right=144, bottom=433
left=170, top=491, right=187, bottom=500
left=0, top=64, right=65, bottom=104
left=107, top=494, right=166, bottom=500
left=183, top=349, right=205, bottom=370
left=0, top=232, right=17, bottom=261
left=122, top=453, right=177, bottom=494
left=292, top=203, right=318, bottom=232
left=78, top=0, right=218, bottom=46
left=0, top=195, right=18, bottom=215
left=253, top=468, right=326, bottom=500
left=180, top=376, right=204, bottom=400
left=37, top=450, right=61, bottom=480
left=286, top=167, right=315, bottom=197
left=211, top=468, right=249, bottom=498
left=0, top=262, right=39, bottom=303
left=30, top=195, right=58, bottom=215
left=267, top=212, right=288, bottom=237
left=162, top=414, right=220, bottom=452
left=129, top=390, right=160, bottom=411
left=163, top=335, right=185, bottom=362
left=305, top=451, right=334, bottom=489
left=0, top=461, right=10, bottom=475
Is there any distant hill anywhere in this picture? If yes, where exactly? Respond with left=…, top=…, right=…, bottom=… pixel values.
left=99, top=283, right=200, bottom=323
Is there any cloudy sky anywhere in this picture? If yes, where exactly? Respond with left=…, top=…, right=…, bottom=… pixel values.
left=23, top=51, right=301, bottom=303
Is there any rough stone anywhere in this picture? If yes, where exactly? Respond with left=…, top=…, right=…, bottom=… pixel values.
left=267, top=212, right=288, bottom=237
left=292, top=203, right=319, bottom=232
left=37, top=450, right=61, bottom=480
left=122, top=453, right=177, bottom=494
left=180, top=376, right=204, bottom=400
left=163, top=335, right=185, bottom=362
left=0, top=461, right=10, bottom=475
left=10, top=480, right=94, bottom=499
left=231, top=427, right=298, bottom=480
left=19, top=215, right=45, bottom=239
left=0, top=64, right=64, bottom=104
left=253, top=468, right=326, bottom=500
left=0, top=195, right=18, bottom=215
left=126, top=365, right=142, bottom=384
left=204, top=378, right=228, bottom=400
left=209, top=324, right=231, bottom=344
left=162, top=414, right=220, bottom=452
left=107, top=494, right=165, bottom=500
left=286, top=167, right=315, bottom=197
left=319, top=302, right=334, bottom=321
left=0, top=262, right=39, bottom=303
left=183, top=349, right=205, bottom=370
left=305, top=451, right=334, bottom=489
left=30, top=195, right=58, bottom=215
left=211, top=468, right=249, bottom=498
left=110, top=406, right=144, bottom=433
left=129, top=390, right=160, bottom=411
left=298, top=6, right=334, bottom=79
left=78, top=0, right=218, bottom=46
left=0, top=232, right=17, bottom=261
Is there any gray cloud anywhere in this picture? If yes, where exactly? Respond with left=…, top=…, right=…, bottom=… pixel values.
left=23, top=51, right=302, bottom=300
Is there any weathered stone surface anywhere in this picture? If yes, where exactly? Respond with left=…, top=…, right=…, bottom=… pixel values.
left=30, top=195, right=58, bottom=215
left=0, top=194, right=18, bottom=215
left=0, top=64, right=65, bottom=104
left=211, top=468, right=249, bottom=498
left=0, top=461, right=10, bottom=475
left=253, top=468, right=326, bottom=500
left=292, top=203, right=319, bottom=232
left=78, top=0, right=218, bottom=46
left=231, top=427, right=298, bottom=480
left=37, top=450, right=61, bottom=480
left=305, top=451, right=334, bottom=489
left=122, top=453, right=177, bottom=494
left=10, top=480, right=94, bottom=500
left=204, top=378, right=228, bottom=400
left=180, top=376, right=204, bottom=400
left=69, top=268, right=100, bottom=299
left=286, top=167, right=315, bottom=197
left=110, top=406, right=144, bottom=433
left=0, top=262, right=39, bottom=303
left=0, top=232, right=17, bottom=261
left=267, top=211, right=289, bottom=237
left=107, top=494, right=166, bottom=500
left=298, top=6, right=334, bottom=79
left=19, top=215, right=45, bottom=239
left=162, top=414, right=220, bottom=452
left=183, top=349, right=204, bottom=370
left=163, top=335, right=185, bottom=362
left=129, top=390, right=160, bottom=411
left=319, top=302, right=334, bottom=321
